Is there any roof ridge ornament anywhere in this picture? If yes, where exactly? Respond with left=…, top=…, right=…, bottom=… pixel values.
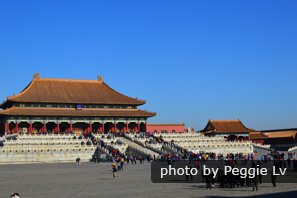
left=33, top=73, right=40, bottom=79
left=98, top=75, right=103, bottom=83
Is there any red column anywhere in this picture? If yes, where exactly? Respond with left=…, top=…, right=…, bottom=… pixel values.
left=138, top=122, right=140, bottom=132
left=145, top=122, right=148, bottom=132
left=15, top=122, right=19, bottom=133
left=114, top=122, right=117, bottom=133
left=43, top=122, right=46, bottom=134
left=126, top=122, right=129, bottom=133
left=29, top=122, right=33, bottom=134
left=89, top=123, right=92, bottom=133
left=70, top=122, right=73, bottom=133
left=4, top=122, right=8, bottom=135
left=102, top=123, right=105, bottom=133
left=57, top=122, right=60, bottom=134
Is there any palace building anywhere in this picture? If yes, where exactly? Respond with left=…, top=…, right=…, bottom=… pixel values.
left=201, top=119, right=252, bottom=141
left=147, top=123, right=186, bottom=133
left=0, top=73, right=156, bottom=136
left=250, top=128, right=297, bottom=150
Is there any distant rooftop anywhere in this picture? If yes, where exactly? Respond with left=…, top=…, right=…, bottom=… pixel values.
left=202, top=119, right=252, bottom=133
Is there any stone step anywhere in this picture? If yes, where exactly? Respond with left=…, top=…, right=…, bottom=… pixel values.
left=117, top=137, right=159, bottom=157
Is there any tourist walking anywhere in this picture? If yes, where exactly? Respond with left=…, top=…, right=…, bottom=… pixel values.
left=257, top=161, right=262, bottom=184
left=10, top=193, right=20, bottom=198
left=205, top=173, right=213, bottom=190
left=251, top=176, right=258, bottom=191
left=120, top=157, right=125, bottom=171
left=112, top=163, right=118, bottom=179
left=76, top=157, right=81, bottom=165
left=271, top=171, right=277, bottom=187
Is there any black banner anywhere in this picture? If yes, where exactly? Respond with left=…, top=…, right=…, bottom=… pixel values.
left=151, top=160, right=297, bottom=183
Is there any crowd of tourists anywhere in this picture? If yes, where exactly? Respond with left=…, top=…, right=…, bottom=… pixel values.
left=109, top=153, right=153, bottom=180
left=89, top=131, right=292, bottom=164
left=74, top=131, right=295, bottom=192
left=156, top=152, right=255, bottom=162
left=201, top=160, right=264, bottom=191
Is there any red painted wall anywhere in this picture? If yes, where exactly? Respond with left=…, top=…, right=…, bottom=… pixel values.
left=147, top=124, right=185, bottom=133
left=251, top=139, right=265, bottom=144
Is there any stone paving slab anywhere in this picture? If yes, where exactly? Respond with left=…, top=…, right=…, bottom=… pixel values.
left=0, top=162, right=297, bottom=198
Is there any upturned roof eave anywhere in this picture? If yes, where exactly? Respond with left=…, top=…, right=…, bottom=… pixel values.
left=4, top=74, right=147, bottom=106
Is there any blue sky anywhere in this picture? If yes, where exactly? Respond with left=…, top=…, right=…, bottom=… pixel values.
left=0, top=0, right=296, bottom=130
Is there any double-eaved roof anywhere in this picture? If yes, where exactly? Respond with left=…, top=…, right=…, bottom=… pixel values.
left=0, top=107, right=155, bottom=117
left=0, top=74, right=156, bottom=118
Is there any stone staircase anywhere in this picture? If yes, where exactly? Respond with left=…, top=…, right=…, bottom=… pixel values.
left=117, top=137, right=159, bottom=157
left=123, top=134, right=164, bottom=155
left=252, top=144, right=271, bottom=159
left=162, top=145, right=181, bottom=155
left=0, top=134, right=96, bottom=164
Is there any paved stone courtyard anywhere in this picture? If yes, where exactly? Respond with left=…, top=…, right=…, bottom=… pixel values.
left=1, top=162, right=297, bottom=198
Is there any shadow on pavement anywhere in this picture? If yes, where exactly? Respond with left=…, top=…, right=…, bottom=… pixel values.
left=203, top=190, right=297, bottom=198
